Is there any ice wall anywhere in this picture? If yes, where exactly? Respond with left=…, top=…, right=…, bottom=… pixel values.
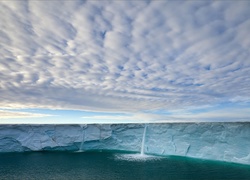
left=0, top=123, right=249, bottom=165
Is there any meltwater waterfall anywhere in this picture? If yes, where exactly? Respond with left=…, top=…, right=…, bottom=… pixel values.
left=140, top=125, right=147, bottom=155
left=79, top=125, right=85, bottom=152
left=115, top=124, right=157, bottom=161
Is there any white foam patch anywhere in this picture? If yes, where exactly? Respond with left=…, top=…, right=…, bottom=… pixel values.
left=113, top=153, right=163, bottom=162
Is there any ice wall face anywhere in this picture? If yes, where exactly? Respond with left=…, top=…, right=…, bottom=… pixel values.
left=0, top=124, right=112, bottom=152
left=0, top=123, right=249, bottom=165
left=146, top=123, right=250, bottom=165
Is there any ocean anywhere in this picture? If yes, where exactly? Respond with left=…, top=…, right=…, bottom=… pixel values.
left=0, top=151, right=249, bottom=180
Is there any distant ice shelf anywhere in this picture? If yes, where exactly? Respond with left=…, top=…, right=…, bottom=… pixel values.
left=0, top=123, right=250, bottom=165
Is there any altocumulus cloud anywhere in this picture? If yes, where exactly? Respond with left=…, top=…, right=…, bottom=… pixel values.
left=0, top=1, right=250, bottom=122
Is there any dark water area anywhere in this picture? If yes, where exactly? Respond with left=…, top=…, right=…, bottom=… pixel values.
left=0, top=151, right=249, bottom=180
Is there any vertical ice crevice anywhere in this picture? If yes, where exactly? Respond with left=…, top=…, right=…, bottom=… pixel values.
left=99, top=125, right=102, bottom=141
left=140, top=124, right=147, bottom=155
left=185, top=144, right=190, bottom=156
left=162, top=149, right=165, bottom=155
left=171, top=135, right=176, bottom=153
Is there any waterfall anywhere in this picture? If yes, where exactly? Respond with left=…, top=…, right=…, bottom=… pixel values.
left=79, top=125, right=85, bottom=152
left=140, top=125, right=147, bottom=155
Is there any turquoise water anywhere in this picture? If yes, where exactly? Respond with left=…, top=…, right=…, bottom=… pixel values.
left=0, top=151, right=249, bottom=180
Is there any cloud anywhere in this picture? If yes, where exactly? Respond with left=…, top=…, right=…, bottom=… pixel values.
left=163, top=107, right=250, bottom=122
left=81, top=112, right=167, bottom=124
left=0, top=1, right=250, bottom=122
left=0, top=110, right=51, bottom=119
left=81, top=106, right=250, bottom=123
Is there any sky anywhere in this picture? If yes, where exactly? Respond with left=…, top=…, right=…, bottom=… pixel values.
left=0, top=0, right=250, bottom=124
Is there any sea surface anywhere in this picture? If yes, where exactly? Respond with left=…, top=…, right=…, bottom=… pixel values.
left=0, top=151, right=249, bottom=180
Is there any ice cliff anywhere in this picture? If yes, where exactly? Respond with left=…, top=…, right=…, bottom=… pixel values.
left=0, top=123, right=249, bottom=165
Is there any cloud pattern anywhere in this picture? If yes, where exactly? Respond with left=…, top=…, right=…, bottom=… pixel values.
left=0, top=1, right=250, bottom=121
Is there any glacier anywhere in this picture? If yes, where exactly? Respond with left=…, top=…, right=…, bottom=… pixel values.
left=0, top=123, right=250, bottom=165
